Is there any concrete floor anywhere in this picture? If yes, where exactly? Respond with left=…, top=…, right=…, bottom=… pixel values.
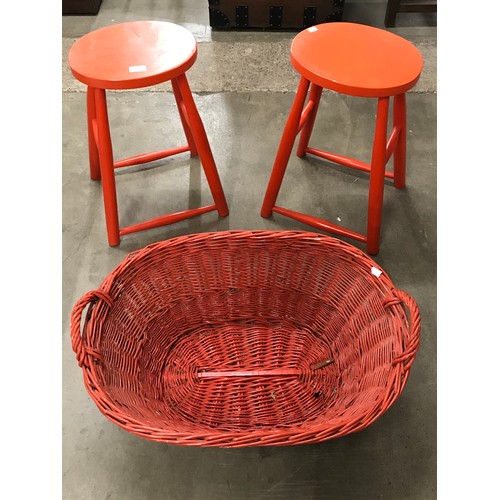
left=62, top=1, right=437, bottom=498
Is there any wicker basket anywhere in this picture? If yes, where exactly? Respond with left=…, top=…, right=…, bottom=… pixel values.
left=71, top=231, right=420, bottom=447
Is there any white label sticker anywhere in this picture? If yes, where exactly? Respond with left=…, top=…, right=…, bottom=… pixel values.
left=129, top=65, right=147, bottom=73
left=308, top=26, right=318, bottom=32
left=371, top=267, right=382, bottom=277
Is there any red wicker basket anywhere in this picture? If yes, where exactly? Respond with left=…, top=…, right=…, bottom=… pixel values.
left=71, top=231, right=420, bottom=447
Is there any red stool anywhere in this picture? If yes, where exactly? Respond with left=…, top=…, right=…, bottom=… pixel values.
left=68, top=21, right=229, bottom=246
left=261, top=23, right=423, bottom=254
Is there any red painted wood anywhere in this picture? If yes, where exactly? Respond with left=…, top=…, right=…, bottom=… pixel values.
left=261, top=77, right=310, bottom=217
left=385, top=126, right=401, bottom=165
left=119, top=205, right=217, bottom=236
left=86, top=87, right=100, bottom=180
left=297, top=84, right=323, bottom=157
left=297, top=100, right=315, bottom=133
left=94, top=89, right=120, bottom=247
left=68, top=21, right=229, bottom=245
left=68, top=21, right=198, bottom=90
left=171, top=77, right=198, bottom=157
left=176, top=73, right=229, bottom=217
left=273, top=206, right=367, bottom=243
left=260, top=23, right=421, bottom=254
left=291, top=22, right=423, bottom=97
left=393, top=93, right=407, bottom=189
left=366, top=97, right=390, bottom=255
left=307, top=147, right=371, bottom=172
left=113, top=146, right=190, bottom=169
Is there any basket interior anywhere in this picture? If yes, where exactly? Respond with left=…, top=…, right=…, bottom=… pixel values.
left=89, top=237, right=399, bottom=432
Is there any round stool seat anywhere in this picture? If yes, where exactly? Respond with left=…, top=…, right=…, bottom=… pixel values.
left=291, top=22, right=423, bottom=98
left=68, top=21, right=197, bottom=90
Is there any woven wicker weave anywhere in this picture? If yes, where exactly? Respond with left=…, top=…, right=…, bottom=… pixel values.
left=71, top=231, right=420, bottom=447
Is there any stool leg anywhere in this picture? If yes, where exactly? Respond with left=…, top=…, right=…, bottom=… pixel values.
left=171, top=78, right=198, bottom=157
left=366, top=97, right=390, bottom=255
left=87, top=87, right=101, bottom=180
left=174, top=74, right=229, bottom=217
left=296, top=83, right=323, bottom=158
left=393, top=93, right=407, bottom=189
left=94, top=88, right=120, bottom=247
left=261, top=77, right=311, bottom=217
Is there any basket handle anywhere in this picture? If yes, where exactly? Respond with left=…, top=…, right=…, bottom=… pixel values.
left=70, top=290, right=112, bottom=367
left=390, top=289, right=421, bottom=369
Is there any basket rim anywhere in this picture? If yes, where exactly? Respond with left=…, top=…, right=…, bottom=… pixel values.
left=102, top=230, right=398, bottom=294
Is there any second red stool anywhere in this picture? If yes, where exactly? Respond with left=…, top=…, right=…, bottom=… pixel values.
left=68, top=21, right=229, bottom=246
left=261, top=22, right=423, bottom=254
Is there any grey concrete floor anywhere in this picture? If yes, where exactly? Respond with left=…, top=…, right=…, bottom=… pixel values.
left=62, top=1, right=437, bottom=499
